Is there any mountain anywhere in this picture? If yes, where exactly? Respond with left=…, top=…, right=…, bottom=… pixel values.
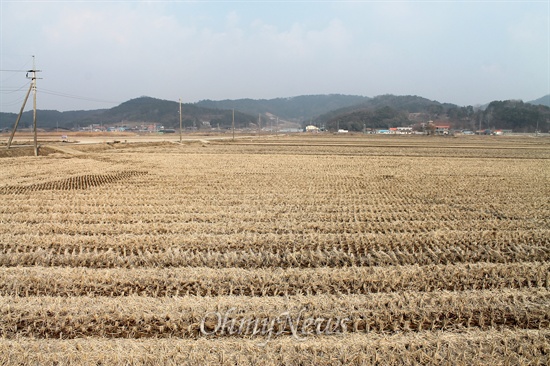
left=313, top=94, right=550, bottom=132
left=357, top=94, right=457, bottom=112
left=0, top=109, right=106, bottom=131
left=0, top=97, right=256, bottom=130
left=483, top=100, right=550, bottom=132
left=527, top=95, right=550, bottom=108
left=2, top=94, right=548, bottom=133
left=196, top=94, right=370, bottom=122
left=313, top=95, right=462, bottom=131
left=100, top=97, right=255, bottom=129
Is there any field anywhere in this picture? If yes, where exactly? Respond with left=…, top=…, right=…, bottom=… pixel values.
left=0, top=134, right=549, bottom=365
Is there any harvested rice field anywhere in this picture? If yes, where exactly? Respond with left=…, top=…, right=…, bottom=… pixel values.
left=0, top=134, right=549, bottom=365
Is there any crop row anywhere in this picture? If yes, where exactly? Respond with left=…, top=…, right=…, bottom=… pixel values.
left=2, top=198, right=545, bottom=222
left=1, top=214, right=544, bottom=236
left=1, top=196, right=541, bottom=219
left=179, top=141, right=550, bottom=159
left=1, top=228, right=547, bottom=252
left=0, top=262, right=547, bottom=297
left=1, top=329, right=548, bottom=365
left=1, top=289, right=548, bottom=339
left=1, top=231, right=547, bottom=268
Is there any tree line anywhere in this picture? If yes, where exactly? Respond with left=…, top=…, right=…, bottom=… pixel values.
left=318, top=97, right=549, bottom=133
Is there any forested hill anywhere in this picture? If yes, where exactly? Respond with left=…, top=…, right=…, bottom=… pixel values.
left=312, top=95, right=461, bottom=131
left=196, top=94, right=370, bottom=122
left=313, top=95, right=550, bottom=132
left=101, top=97, right=255, bottom=129
left=0, top=97, right=256, bottom=130
left=528, top=95, right=550, bottom=108
left=483, top=100, right=550, bottom=132
left=314, top=95, right=454, bottom=125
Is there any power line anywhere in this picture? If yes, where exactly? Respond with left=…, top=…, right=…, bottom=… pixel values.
left=1, top=80, right=120, bottom=104
left=1, top=82, right=32, bottom=94
left=2, top=61, right=120, bottom=107
left=0, top=96, right=28, bottom=108
left=0, top=83, right=32, bottom=110
left=40, top=88, right=120, bottom=104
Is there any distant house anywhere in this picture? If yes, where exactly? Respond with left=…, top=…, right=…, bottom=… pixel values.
left=305, top=125, right=320, bottom=132
left=397, top=127, right=413, bottom=134
left=435, top=125, right=450, bottom=135
left=494, top=129, right=513, bottom=135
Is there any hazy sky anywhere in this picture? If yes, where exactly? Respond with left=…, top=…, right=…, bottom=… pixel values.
left=1, top=0, right=548, bottom=113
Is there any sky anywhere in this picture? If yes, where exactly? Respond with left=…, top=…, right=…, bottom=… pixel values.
left=0, top=0, right=548, bottom=113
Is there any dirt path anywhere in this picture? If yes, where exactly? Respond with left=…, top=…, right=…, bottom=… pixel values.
left=44, top=145, right=86, bottom=155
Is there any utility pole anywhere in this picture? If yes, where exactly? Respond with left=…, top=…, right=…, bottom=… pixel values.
left=258, top=113, right=261, bottom=134
left=179, top=98, right=183, bottom=143
left=32, top=56, right=38, bottom=156
left=479, top=113, right=482, bottom=134
left=7, top=84, right=33, bottom=149
left=276, top=117, right=279, bottom=135
left=232, top=108, right=235, bottom=141
left=7, top=56, right=41, bottom=156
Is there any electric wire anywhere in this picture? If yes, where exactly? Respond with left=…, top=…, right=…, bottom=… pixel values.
left=0, top=81, right=31, bottom=94
left=0, top=95, right=27, bottom=108
left=40, top=88, right=120, bottom=105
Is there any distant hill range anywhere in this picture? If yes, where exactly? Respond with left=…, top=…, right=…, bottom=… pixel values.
left=195, top=94, right=370, bottom=122
left=1, top=94, right=548, bottom=133
left=0, top=97, right=257, bottom=131
left=313, top=94, right=460, bottom=131
left=528, top=95, right=550, bottom=108
left=295, top=94, right=548, bottom=133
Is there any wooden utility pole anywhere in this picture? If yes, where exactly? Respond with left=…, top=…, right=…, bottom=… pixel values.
left=7, top=84, right=33, bottom=149
left=479, top=114, right=482, bottom=134
left=32, top=58, right=38, bottom=156
left=232, top=108, right=235, bottom=141
left=258, top=113, right=261, bottom=134
left=179, top=98, right=183, bottom=143
left=7, top=56, right=40, bottom=155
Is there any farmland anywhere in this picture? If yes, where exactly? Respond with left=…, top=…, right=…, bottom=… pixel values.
left=0, top=134, right=549, bottom=365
